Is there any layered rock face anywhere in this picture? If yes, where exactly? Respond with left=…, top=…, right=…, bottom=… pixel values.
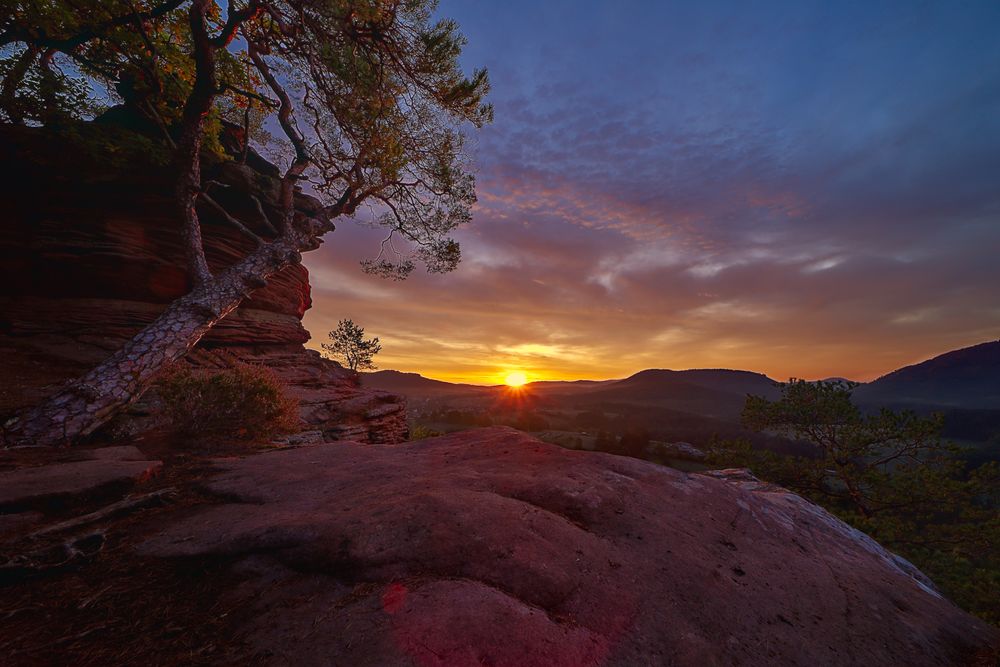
left=0, top=124, right=405, bottom=443
left=141, top=427, right=998, bottom=666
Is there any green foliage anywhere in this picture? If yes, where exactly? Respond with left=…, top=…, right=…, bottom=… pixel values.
left=614, top=428, right=651, bottom=458
left=510, top=410, right=548, bottom=432
left=434, top=408, right=492, bottom=427
left=321, top=319, right=382, bottom=371
left=1, top=2, right=263, bottom=130
left=157, top=363, right=300, bottom=444
left=709, top=380, right=1000, bottom=624
left=0, top=47, right=101, bottom=124
left=593, top=430, right=617, bottom=451
left=409, top=423, right=442, bottom=440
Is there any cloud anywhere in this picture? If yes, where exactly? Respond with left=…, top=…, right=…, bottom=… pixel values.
left=300, top=0, right=1000, bottom=383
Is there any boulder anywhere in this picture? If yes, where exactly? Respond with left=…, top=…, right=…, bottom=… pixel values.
left=139, top=427, right=998, bottom=666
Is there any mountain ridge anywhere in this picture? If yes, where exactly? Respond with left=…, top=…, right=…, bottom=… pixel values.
left=366, top=339, right=999, bottom=411
left=854, top=339, right=1000, bottom=409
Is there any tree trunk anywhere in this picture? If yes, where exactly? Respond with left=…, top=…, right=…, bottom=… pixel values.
left=173, top=0, right=217, bottom=286
left=1, top=235, right=306, bottom=448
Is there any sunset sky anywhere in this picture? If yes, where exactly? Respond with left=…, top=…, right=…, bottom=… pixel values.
left=302, top=0, right=1000, bottom=385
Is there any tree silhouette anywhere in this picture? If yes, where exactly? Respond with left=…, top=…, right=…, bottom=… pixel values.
left=322, top=319, right=381, bottom=372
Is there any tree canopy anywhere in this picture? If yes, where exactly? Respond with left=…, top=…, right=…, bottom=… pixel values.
left=1, top=0, right=492, bottom=276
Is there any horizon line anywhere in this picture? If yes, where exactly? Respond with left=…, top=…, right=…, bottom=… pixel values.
left=364, top=366, right=863, bottom=387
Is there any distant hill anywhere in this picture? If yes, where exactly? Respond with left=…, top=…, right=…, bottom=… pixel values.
left=523, top=379, right=609, bottom=390
left=622, top=368, right=780, bottom=398
left=854, top=340, right=1000, bottom=409
left=367, top=339, right=1000, bottom=418
left=363, top=370, right=495, bottom=399
left=553, top=368, right=781, bottom=420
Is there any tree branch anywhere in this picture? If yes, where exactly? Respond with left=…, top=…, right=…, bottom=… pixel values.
left=211, top=0, right=262, bottom=48
left=198, top=193, right=264, bottom=245
left=1, top=0, right=185, bottom=51
left=247, top=36, right=312, bottom=230
left=218, top=82, right=277, bottom=107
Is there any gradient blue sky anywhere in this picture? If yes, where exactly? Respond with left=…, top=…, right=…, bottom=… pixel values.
left=303, top=0, right=1000, bottom=384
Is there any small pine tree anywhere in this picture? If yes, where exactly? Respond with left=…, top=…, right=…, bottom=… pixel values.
left=322, top=319, right=382, bottom=371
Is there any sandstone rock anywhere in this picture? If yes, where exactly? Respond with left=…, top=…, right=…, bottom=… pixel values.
left=707, top=468, right=941, bottom=594
left=139, top=427, right=998, bottom=666
left=199, top=347, right=408, bottom=443
left=0, top=511, right=44, bottom=535
left=81, top=445, right=147, bottom=461
left=0, top=459, right=161, bottom=511
left=0, top=124, right=406, bottom=444
left=651, top=440, right=706, bottom=461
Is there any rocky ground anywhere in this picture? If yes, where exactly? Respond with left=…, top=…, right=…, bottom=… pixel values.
left=1, top=427, right=997, bottom=666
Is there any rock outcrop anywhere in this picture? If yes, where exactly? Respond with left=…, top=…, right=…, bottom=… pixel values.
left=650, top=440, right=707, bottom=461
left=0, top=124, right=405, bottom=443
left=140, top=427, right=998, bottom=666
left=0, top=456, right=161, bottom=512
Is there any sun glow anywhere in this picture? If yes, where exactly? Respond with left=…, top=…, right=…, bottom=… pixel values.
left=503, top=371, right=528, bottom=387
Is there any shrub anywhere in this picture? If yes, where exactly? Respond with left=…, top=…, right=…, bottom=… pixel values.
left=409, top=424, right=443, bottom=440
left=157, top=363, right=300, bottom=444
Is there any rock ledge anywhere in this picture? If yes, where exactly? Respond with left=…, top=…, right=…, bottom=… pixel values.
left=139, top=427, right=998, bottom=666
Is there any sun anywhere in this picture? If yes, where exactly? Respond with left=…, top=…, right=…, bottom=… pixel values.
left=503, top=371, right=528, bottom=387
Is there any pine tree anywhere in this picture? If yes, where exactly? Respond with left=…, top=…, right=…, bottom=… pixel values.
left=321, top=319, right=381, bottom=372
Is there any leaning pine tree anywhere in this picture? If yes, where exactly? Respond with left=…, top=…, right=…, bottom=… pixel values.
left=0, top=0, right=491, bottom=446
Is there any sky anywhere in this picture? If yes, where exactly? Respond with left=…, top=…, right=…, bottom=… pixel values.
left=302, top=0, right=1000, bottom=385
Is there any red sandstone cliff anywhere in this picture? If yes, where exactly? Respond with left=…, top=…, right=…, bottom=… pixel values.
left=0, top=124, right=406, bottom=443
